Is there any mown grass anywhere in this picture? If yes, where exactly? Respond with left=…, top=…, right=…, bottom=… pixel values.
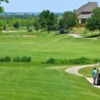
left=0, top=31, right=100, bottom=100
left=0, top=31, right=100, bottom=62
left=79, top=66, right=100, bottom=77
left=0, top=63, right=100, bottom=100
left=79, top=67, right=94, bottom=77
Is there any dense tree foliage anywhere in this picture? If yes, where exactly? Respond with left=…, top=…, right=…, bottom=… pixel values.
left=58, top=18, right=65, bottom=29
left=63, top=11, right=78, bottom=30
left=0, top=6, right=79, bottom=33
left=39, top=10, right=57, bottom=33
left=0, top=0, right=9, bottom=31
left=0, top=5, right=3, bottom=12
left=0, top=16, right=35, bottom=30
left=86, top=7, right=100, bottom=35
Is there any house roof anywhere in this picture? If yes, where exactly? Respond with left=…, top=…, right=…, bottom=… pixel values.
left=75, top=2, right=98, bottom=15
left=78, top=13, right=92, bottom=19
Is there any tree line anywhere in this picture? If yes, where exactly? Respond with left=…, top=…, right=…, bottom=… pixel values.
left=1, top=0, right=100, bottom=35
left=0, top=10, right=78, bottom=33
left=0, top=1, right=78, bottom=32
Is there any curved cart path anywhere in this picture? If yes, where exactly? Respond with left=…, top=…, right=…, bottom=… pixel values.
left=65, top=64, right=100, bottom=88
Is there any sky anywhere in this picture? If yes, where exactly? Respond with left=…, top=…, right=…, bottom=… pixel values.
left=1, top=0, right=100, bottom=12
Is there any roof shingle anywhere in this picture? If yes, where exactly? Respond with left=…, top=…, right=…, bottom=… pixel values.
left=75, top=2, right=98, bottom=15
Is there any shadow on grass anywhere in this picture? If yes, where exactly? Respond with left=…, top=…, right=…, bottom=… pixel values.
left=84, top=34, right=100, bottom=38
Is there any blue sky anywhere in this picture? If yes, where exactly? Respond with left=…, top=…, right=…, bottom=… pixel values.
left=1, top=0, right=100, bottom=12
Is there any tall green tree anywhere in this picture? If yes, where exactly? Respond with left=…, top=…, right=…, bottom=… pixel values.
left=58, top=18, right=65, bottom=29
left=0, top=0, right=9, bottom=31
left=39, top=10, right=56, bottom=33
left=0, top=0, right=9, bottom=13
left=86, top=7, right=100, bottom=35
left=63, top=11, right=78, bottom=30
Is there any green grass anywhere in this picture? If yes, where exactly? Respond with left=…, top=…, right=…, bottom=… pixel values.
left=79, top=67, right=94, bottom=77
left=79, top=66, right=100, bottom=77
left=0, top=63, right=100, bottom=100
left=0, top=31, right=100, bottom=62
left=0, top=31, right=100, bottom=99
left=73, top=27, right=100, bottom=37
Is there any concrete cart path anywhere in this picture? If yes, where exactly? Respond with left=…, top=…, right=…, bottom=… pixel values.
left=65, top=64, right=100, bottom=88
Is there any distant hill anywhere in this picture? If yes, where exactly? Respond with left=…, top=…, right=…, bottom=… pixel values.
left=0, top=12, right=63, bottom=16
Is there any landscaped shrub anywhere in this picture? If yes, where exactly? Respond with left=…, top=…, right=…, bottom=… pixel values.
left=0, top=56, right=31, bottom=63
left=28, top=28, right=32, bottom=32
left=13, top=56, right=31, bottom=62
left=0, top=56, right=11, bottom=62
left=94, top=58, right=100, bottom=63
left=21, top=56, right=31, bottom=62
left=46, top=58, right=56, bottom=64
left=69, top=57, right=93, bottom=64
left=13, top=57, right=21, bottom=62
left=46, top=57, right=100, bottom=65
left=5, top=56, right=12, bottom=62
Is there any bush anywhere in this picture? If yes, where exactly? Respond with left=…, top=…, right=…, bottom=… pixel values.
left=46, top=58, right=55, bottom=64
left=13, top=57, right=21, bottom=62
left=94, top=58, right=100, bottom=63
left=28, top=28, right=32, bottom=32
left=0, top=56, right=31, bottom=63
left=46, top=57, right=100, bottom=65
left=13, top=56, right=31, bottom=62
left=69, top=57, right=92, bottom=64
left=21, top=56, right=31, bottom=62
left=0, top=56, right=11, bottom=62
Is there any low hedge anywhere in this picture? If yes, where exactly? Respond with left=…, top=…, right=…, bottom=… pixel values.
left=0, top=56, right=31, bottom=62
left=46, top=57, right=100, bottom=65
left=0, top=56, right=11, bottom=62
left=13, top=56, right=31, bottom=62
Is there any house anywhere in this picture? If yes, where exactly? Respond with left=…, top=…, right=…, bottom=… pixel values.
left=74, top=2, right=98, bottom=24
